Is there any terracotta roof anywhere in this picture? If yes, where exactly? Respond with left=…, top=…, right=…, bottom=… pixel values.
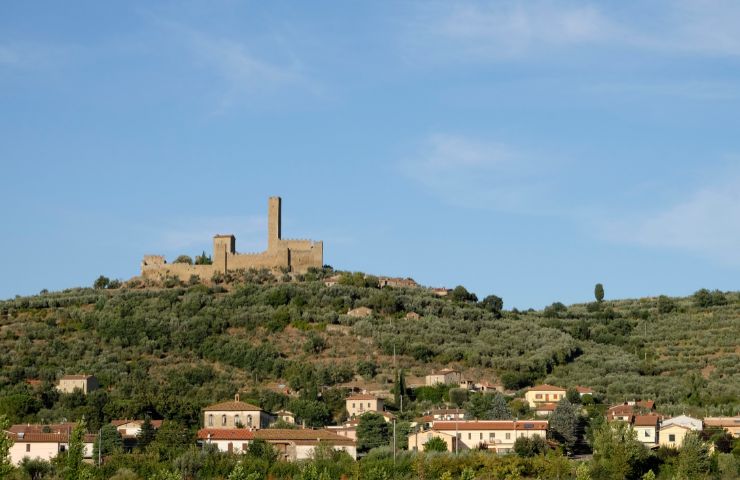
left=255, top=429, right=355, bottom=445
left=433, top=420, right=548, bottom=431
left=60, top=375, right=94, bottom=380
left=575, top=386, right=593, bottom=394
left=204, top=400, right=262, bottom=412
left=198, top=429, right=255, bottom=440
left=9, top=431, right=97, bottom=443
left=535, top=403, right=557, bottom=412
left=347, top=394, right=379, bottom=401
left=633, top=415, right=660, bottom=427
left=704, top=417, right=740, bottom=427
left=527, top=384, right=566, bottom=392
left=430, top=408, right=465, bottom=415
left=198, top=428, right=355, bottom=446
left=111, top=419, right=163, bottom=428
left=9, top=423, right=77, bottom=434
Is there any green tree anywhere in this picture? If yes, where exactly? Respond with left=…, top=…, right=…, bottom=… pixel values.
left=480, top=295, right=504, bottom=318
left=513, top=435, right=547, bottom=457
left=195, top=251, right=212, bottom=265
left=93, top=275, right=110, bottom=289
left=448, top=388, right=468, bottom=407
left=675, top=432, right=710, bottom=479
left=173, top=255, right=193, bottom=264
left=423, top=436, right=447, bottom=452
left=64, top=420, right=87, bottom=480
left=451, top=286, right=477, bottom=302
left=356, top=412, right=389, bottom=452
left=147, top=420, right=191, bottom=462
left=247, top=438, right=278, bottom=464
left=566, top=387, right=582, bottom=404
left=137, top=417, right=156, bottom=450
left=393, top=369, right=406, bottom=409
left=594, top=283, right=605, bottom=303
left=590, top=421, right=648, bottom=480
left=93, top=423, right=123, bottom=463
left=0, top=415, right=14, bottom=477
left=550, top=399, right=579, bottom=453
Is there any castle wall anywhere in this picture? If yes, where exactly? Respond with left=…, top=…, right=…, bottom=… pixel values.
left=140, top=197, right=323, bottom=280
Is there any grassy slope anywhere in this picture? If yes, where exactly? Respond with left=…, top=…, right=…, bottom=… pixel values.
left=0, top=279, right=737, bottom=424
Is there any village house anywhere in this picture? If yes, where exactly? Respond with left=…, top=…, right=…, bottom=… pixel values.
left=407, top=429, right=459, bottom=452
left=475, top=381, right=505, bottom=393
left=659, top=415, right=702, bottom=448
left=425, top=368, right=462, bottom=386
left=56, top=374, right=98, bottom=394
left=606, top=400, right=656, bottom=422
left=704, top=416, right=740, bottom=437
left=274, top=410, right=297, bottom=425
left=346, top=393, right=384, bottom=418
left=411, top=420, right=548, bottom=454
left=575, top=386, right=594, bottom=398
left=111, top=419, right=163, bottom=438
left=197, top=428, right=357, bottom=460
left=534, top=403, right=558, bottom=417
left=633, top=415, right=660, bottom=447
left=203, top=395, right=270, bottom=430
left=7, top=424, right=95, bottom=465
left=430, top=408, right=466, bottom=421
left=524, top=385, right=566, bottom=408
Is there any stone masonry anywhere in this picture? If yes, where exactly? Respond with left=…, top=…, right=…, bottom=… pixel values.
left=141, top=197, right=323, bottom=280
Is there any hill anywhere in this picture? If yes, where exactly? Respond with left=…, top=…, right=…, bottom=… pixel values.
left=0, top=269, right=738, bottom=430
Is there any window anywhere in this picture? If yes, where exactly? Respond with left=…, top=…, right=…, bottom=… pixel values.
left=479, top=433, right=483, bottom=440
left=26, top=444, right=31, bottom=452
left=468, top=433, right=471, bottom=440
left=505, top=433, right=511, bottom=440
left=644, top=430, right=650, bottom=437
left=227, top=442, right=233, bottom=453
left=247, top=415, right=253, bottom=427
left=208, top=414, right=213, bottom=427
left=242, top=443, right=248, bottom=451
left=352, top=403, right=355, bottom=409
left=368, top=402, right=371, bottom=408
left=489, top=433, right=495, bottom=439
left=535, top=394, right=542, bottom=399
left=221, top=415, right=227, bottom=426
left=234, top=414, right=240, bottom=425
left=669, top=434, right=676, bottom=442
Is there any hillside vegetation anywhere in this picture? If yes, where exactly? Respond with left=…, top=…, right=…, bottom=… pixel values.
left=0, top=269, right=738, bottom=430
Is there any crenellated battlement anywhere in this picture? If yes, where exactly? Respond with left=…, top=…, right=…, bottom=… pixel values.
left=141, top=197, right=323, bottom=280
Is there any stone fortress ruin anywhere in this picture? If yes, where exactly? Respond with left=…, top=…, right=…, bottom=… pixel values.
left=141, top=197, right=323, bottom=280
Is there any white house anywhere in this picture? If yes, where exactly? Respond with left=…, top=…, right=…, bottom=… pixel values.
left=197, top=428, right=357, bottom=460
left=7, top=425, right=95, bottom=466
left=425, top=420, right=548, bottom=454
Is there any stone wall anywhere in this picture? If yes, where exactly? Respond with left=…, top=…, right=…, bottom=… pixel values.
left=141, top=197, right=323, bottom=281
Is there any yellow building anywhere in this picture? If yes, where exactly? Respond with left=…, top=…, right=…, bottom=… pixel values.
left=346, top=393, right=384, bottom=418
left=203, top=395, right=269, bottom=430
left=524, top=385, right=566, bottom=408
left=56, top=374, right=98, bottom=394
left=659, top=415, right=702, bottom=448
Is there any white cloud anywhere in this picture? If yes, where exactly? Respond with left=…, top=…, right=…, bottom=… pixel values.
left=149, top=17, right=307, bottom=111
left=405, top=0, right=740, bottom=62
left=400, top=133, right=555, bottom=212
left=599, top=172, right=740, bottom=265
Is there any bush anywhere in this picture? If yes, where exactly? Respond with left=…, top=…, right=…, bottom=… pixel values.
left=94, top=275, right=110, bottom=289
left=173, top=255, right=193, bottom=265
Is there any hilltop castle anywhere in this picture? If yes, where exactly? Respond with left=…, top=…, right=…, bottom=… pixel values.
left=141, top=197, right=323, bottom=280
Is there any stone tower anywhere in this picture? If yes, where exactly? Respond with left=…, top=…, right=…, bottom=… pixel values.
left=268, top=196, right=281, bottom=251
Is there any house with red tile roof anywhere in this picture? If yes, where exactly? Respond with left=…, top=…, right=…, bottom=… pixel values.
left=411, top=420, right=548, bottom=453
left=203, top=394, right=270, bottom=430
left=346, top=393, right=384, bottom=418
left=197, top=428, right=357, bottom=460
left=524, top=385, right=566, bottom=408
left=6, top=424, right=96, bottom=465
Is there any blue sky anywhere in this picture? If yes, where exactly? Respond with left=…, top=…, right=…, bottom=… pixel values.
left=1, top=1, right=739, bottom=309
